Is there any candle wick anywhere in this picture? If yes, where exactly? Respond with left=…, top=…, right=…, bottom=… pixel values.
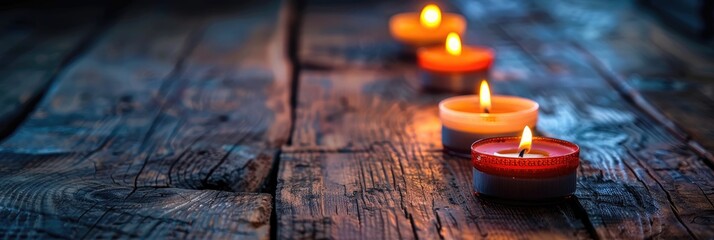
left=518, top=149, right=525, bottom=158
left=484, top=108, right=490, bottom=114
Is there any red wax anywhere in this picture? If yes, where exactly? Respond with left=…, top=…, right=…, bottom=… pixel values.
left=417, top=46, right=494, bottom=72
left=471, top=137, right=579, bottom=178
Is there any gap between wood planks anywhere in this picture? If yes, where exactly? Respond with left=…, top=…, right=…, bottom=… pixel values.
left=265, top=1, right=306, bottom=240
left=0, top=0, right=128, bottom=141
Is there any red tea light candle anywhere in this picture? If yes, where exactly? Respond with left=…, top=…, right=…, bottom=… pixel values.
left=439, top=81, right=538, bottom=155
left=389, top=4, right=466, bottom=47
left=471, top=127, right=580, bottom=203
left=417, top=33, right=494, bottom=93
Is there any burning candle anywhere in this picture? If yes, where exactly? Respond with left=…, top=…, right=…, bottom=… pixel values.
left=471, top=126, right=580, bottom=203
left=439, top=81, right=538, bottom=155
left=417, top=32, right=494, bottom=93
left=389, top=4, right=466, bottom=47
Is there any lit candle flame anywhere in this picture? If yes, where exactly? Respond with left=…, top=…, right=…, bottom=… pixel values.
left=420, top=4, right=442, bottom=29
left=445, top=32, right=462, bottom=56
left=518, top=126, right=532, bottom=155
left=479, top=80, right=491, bottom=113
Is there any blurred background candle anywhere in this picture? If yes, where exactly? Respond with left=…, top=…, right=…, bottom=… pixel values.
left=439, top=81, right=538, bottom=155
left=417, top=32, right=494, bottom=93
left=471, top=127, right=580, bottom=203
left=389, top=4, right=466, bottom=47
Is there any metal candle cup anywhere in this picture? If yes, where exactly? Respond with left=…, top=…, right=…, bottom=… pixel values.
left=471, top=136, right=580, bottom=203
left=439, top=95, right=538, bottom=155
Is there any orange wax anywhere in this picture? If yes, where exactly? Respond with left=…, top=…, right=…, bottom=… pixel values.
left=389, top=5, right=466, bottom=47
left=418, top=42, right=494, bottom=72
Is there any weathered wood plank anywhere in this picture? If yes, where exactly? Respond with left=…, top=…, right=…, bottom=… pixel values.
left=510, top=83, right=714, bottom=239
left=0, top=155, right=271, bottom=239
left=526, top=0, right=714, bottom=156
left=290, top=69, right=445, bottom=151
left=633, top=80, right=714, bottom=153
left=0, top=1, right=288, bottom=238
left=298, top=1, right=400, bottom=69
left=277, top=149, right=590, bottom=239
left=0, top=0, right=291, bottom=192
left=0, top=4, right=110, bottom=138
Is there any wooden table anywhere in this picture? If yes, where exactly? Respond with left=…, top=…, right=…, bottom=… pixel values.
left=1, top=0, right=713, bottom=239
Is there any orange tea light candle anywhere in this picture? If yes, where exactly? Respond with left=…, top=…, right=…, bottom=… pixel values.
left=439, top=81, right=538, bottom=155
left=389, top=4, right=466, bottom=47
left=418, top=33, right=494, bottom=93
left=471, top=126, right=580, bottom=203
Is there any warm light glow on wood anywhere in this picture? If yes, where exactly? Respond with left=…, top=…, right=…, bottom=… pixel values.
left=479, top=80, right=491, bottom=112
left=420, top=4, right=441, bottom=29
left=519, top=126, right=533, bottom=154
left=445, top=32, right=461, bottom=56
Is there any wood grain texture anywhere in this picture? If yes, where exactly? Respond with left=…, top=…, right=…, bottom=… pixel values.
left=533, top=0, right=714, bottom=156
left=508, top=83, right=714, bottom=239
left=0, top=157, right=271, bottom=239
left=634, top=80, right=714, bottom=152
left=0, top=1, right=289, bottom=238
left=298, top=1, right=401, bottom=69
left=0, top=4, right=109, bottom=137
left=0, top=0, right=291, bottom=192
left=277, top=149, right=590, bottom=240
left=290, top=69, right=445, bottom=152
